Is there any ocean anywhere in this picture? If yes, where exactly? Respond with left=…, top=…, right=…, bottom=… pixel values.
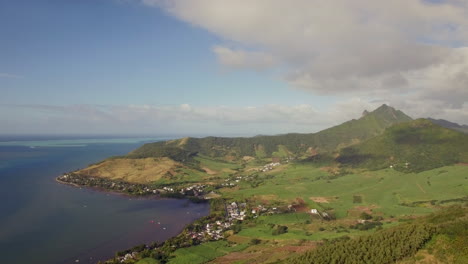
left=0, top=136, right=210, bottom=264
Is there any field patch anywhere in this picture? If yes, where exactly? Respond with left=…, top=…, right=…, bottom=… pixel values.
left=309, top=197, right=333, bottom=203
left=168, top=241, right=248, bottom=264
left=202, top=167, right=218, bottom=175
left=254, top=194, right=280, bottom=204
left=347, top=205, right=379, bottom=217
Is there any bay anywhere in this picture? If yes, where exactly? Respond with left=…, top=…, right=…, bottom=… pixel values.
left=0, top=138, right=209, bottom=264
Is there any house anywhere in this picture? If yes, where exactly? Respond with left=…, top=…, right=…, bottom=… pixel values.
left=311, top=209, right=318, bottom=214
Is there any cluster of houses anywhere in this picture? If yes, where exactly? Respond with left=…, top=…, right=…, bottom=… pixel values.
left=184, top=201, right=248, bottom=243
left=251, top=204, right=275, bottom=215
left=204, top=221, right=232, bottom=240
left=121, top=252, right=139, bottom=262
left=260, top=162, right=281, bottom=172
left=57, top=173, right=159, bottom=195
left=226, top=202, right=247, bottom=221
left=219, top=175, right=256, bottom=188
left=162, top=186, right=175, bottom=192
left=160, top=184, right=207, bottom=197
left=185, top=223, right=227, bottom=242
left=221, top=179, right=237, bottom=187
left=179, top=184, right=206, bottom=196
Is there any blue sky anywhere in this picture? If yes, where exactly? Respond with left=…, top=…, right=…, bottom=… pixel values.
left=1, top=0, right=467, bottom=136
left=1, top=0, right=322, bottom=107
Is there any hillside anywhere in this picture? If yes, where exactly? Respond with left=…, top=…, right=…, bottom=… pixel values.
left=285, top=205, right=468, bottom=264
left=336, top=119, right=468, bottom=172
left=428, top=118, right=468, bottom=134
left=128, top=104, right=412, bottom=161
left=75, top=157, right=183, bottom=184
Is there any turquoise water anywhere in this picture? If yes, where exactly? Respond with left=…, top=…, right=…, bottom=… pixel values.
left=0, top=138, right=209, bottom=264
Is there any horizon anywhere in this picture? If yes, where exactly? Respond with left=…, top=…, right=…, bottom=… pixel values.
left=1, top=104, right=467, bottom=139
left=2, top=0, right=467, bottom=135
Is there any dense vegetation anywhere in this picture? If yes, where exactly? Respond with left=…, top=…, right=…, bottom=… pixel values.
left=337, top=119, right=468, bottom=172
left=125, top=106, right=468, bottom=173
left=285, top=206, right=467, bottom=264
left=128, top=104, right=412, bottom=160
left=428, top=118, right=468, bottom=134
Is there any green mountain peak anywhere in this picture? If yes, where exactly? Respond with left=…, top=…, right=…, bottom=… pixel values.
left=337, top=118, right=468, bottom=172
left=128, top=105, right=414, bottom=161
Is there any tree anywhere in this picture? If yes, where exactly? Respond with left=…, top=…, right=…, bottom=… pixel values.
left=360, top=212, right=372, bottom=220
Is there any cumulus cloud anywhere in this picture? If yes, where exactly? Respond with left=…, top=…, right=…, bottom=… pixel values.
left=141, top=0, right=468, bottom=121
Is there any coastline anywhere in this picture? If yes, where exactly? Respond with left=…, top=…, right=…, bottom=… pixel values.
left=55, top=175, right=217, bottom=264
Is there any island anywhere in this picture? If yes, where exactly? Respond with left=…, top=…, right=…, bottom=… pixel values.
left=57, top=105, right=468, bottom=264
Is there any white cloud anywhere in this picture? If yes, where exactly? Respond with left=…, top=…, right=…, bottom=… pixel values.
left=141, top=0, right=468, bottom=121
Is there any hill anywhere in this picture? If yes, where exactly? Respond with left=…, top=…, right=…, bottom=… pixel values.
left=428, top=118, right=468, bottom=134
left=285, top=205, right=468, bottom=264
left=128, top=104, right=412, bottom=161
left=75, top=157, right=183, bottom=184
left=336, top=119, right=468, bottom=172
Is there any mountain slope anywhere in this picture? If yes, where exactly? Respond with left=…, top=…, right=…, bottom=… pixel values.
left=336, top=119, right=468, bottom=172
left=428, top=118, right=468, bottom=134
left=129, top=104, right=412, bottom=161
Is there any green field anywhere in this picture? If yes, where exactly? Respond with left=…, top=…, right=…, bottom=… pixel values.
left=135, top=258, right=160, bottom=264
left=168, top=241, right=248, bottom=264
left=221, top=163, right=467, bottom=218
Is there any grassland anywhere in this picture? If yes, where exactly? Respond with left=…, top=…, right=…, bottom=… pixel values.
left=136, top=258, right=160, bottom=264
left=168, top=241, right=249, bottom=264
left=155, top=156, right=466, bottom=263
left=220, top=163, right=467, bottom=218
left=75, top=157, right=182, bottom=184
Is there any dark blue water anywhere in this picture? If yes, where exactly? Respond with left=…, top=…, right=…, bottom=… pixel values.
left=0, top=140, right=210, bottom=264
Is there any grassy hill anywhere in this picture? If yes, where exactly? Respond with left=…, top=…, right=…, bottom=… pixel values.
left=75, top=157, right=183, bottom=184
left=336, top=119, right=468, bottom=172
left=128, top=104, right=412, bottom=161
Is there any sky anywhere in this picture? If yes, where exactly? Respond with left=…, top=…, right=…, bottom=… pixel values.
left=1, top=0, right=468, bottom=136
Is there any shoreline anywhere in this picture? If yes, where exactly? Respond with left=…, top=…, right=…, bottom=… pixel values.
left=56, top=177, right=160, bottom=198
left=55, top=175, right=216, bottom=264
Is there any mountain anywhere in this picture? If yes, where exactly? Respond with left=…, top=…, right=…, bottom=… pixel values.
left=128, top=104, right=412, bottom=161
left=336, top=119, right=468, bottom=172
left=428, top=118, right=468, bottom=134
